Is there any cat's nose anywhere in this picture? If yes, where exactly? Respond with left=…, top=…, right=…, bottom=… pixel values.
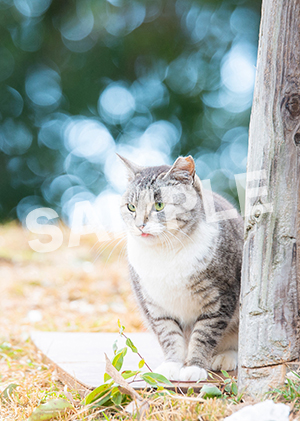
left=138, top=223, right=146, bottom=231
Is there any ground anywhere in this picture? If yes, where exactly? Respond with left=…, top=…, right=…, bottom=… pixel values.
left=0, top=222, right=298, bottom=420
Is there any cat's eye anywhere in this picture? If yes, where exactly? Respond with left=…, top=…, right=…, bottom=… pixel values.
left=155, top=202, right=165, bottom=211
left=127, top=203, right=136, bottom=212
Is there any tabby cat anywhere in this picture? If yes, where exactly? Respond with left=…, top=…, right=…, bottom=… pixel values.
left=119, top=155, right=243, bottom=381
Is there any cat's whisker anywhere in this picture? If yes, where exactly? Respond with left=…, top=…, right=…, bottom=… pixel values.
left=88, top=230, right=126, bottom=254
left=159, top=231, right=169, bottom=251
left=117, top=242, right=127, bottom=265
left=93, top=239, right=117, bottom=261
left=101, top=237, right=126, bottom=267
left=93, top=236, right=125, bottom=263
left=161, top=232, right=175, bottom=253
left=172, top=227, right=197, bottom=245
left=160, top=232, right=170, bottom=251
left=158, top=233, right=166, bottom=249
left=165, top=229, right=186, bottom=250
left=89, top=239, right=101, bottom=254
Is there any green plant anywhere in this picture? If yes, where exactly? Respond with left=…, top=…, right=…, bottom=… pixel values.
left=221, top=370, right=244, bottom=403
left=196, top=370, right=243, bottom=404
left=268, top=371, right=300, bottom=404
left=81, top=320, right=173, bottom=415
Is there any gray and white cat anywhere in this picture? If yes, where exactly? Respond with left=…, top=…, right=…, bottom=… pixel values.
left=119, top=155, right=243, bottom=381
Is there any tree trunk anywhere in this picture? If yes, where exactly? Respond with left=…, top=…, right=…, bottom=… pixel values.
left=238, top=0, right=300, bottom=395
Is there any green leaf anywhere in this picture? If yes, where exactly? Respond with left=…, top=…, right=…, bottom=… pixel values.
left=144, top=372, right=173, bottom=386
left=117, top=319, right=125, bottom=334
left=141, top=372, right=173, bottom=387
left=1, top=383, right=18, bottom=401
left=28, top=399, right=73, bottom=421
left=104, top=373, right=111, bottom=382
left=225, top=384, right=231, bottom=394
left=187, top=387, right=194, bottom=396
left=113, top=340, right=118, bottom=355
left=231, top=381, right=238, bottom=396
left=141, top=373, right=158, bottom=387
left=92, top=386, right=120, bottom=408
left=221, top=370, right=230, bottom=378
left=201, top=385, right=222, bottom=399
left=208, top=372, right=214, bottom=379
left=121, top=370, right=139, bottom=380
left=112, top=347, right=127, bottom=372
left=119, top=325, right=125, bottom=335
left=125, top=337, right=138, bottom=353
left=111, top=390, right=123, bottom=406
left=153, top=389, right=175, bottom=398
left=138, top=359, right=145, bottom=369
left=92, top=393, right=113, bottom=407
left=83, top=382, right=113, bottom=405
left=291, top=370, right=300, bottom=380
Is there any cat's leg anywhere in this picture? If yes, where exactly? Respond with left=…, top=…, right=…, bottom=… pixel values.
left=152, top=315, right=186, bottom=380
left=211, top=325, right=238, bottom=371
left=180, top=314, right=229, bottom=381
left=211, top=350, right=238, bottom=371
left=155, top=361, right=183, bottom=380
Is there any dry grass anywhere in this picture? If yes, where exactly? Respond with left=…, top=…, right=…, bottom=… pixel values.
left=0, top=222, right=298, bottom=420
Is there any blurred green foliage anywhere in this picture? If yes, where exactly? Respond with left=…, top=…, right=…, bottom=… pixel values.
left=0, top=0, right=261, bottom=224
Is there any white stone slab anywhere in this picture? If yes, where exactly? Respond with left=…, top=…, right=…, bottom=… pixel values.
left=31, top=331, right=164, bottom=392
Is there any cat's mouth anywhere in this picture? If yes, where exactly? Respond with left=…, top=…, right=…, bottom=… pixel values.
left=141, top=233, right=153, bottom=237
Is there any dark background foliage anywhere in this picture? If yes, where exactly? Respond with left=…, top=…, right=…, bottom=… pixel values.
left=0, top=0, right=261, bottom=229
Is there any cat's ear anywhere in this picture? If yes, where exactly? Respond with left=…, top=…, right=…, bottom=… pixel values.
left=163, top=156, right=196, bottom=183
left=117, top=154, right=144, bottom=182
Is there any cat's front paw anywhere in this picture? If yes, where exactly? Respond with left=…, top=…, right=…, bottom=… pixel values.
left=179, top=366, right=207, bottom=382
left=155, top=361, right=182, bottom=380
left=211, top=350, right=238, bottom=371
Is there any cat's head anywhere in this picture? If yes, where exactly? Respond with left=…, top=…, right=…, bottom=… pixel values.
left=119, top=155, right=203, bottom=245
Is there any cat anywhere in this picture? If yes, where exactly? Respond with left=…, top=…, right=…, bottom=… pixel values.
left=119, top=154, right=243, bottom=381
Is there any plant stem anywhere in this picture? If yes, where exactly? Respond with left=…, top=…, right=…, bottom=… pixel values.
left=121, top=332, right=153, bottom=372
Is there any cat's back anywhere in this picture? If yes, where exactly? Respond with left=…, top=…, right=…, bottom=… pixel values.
left=211, top=191, right=244, bottom=263
left=212, top=191, right=244, bottom=232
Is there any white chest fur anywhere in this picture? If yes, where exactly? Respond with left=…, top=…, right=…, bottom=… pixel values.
left=127, top=222, right=218, bottom=325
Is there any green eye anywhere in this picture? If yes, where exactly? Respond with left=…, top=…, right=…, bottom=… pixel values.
left=127, top=203, right=136, bottom=212
left=155, top=202, right=165, bottom=211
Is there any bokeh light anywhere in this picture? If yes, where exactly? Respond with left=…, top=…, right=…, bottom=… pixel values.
left=0, top=119, right=32, bottom=155
left=64, top=117, right=115, bottom=162
left=98, top=83, right=136, bottom=125
left=25, top=66, right=62, bottom=108
left=13, top=0, right=51, bottom=18
left=0, top=0, right=261, bottom=227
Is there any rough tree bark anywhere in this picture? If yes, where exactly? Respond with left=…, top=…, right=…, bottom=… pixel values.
left=238, top=0, right=300, bottom=395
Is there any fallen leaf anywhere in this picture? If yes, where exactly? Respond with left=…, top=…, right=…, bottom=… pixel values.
left=1, top=383, right=18, bottom=402
left=200, top=384, right=222, bottom=399
left=104, top=353, right=150, bottom=417
left=104, top=353, right=141, bottom=401
left=28, top=398, right=73, bottom=421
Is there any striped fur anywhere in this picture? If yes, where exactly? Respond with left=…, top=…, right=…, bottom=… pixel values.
left=119, top=155, right=243, bottom=380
